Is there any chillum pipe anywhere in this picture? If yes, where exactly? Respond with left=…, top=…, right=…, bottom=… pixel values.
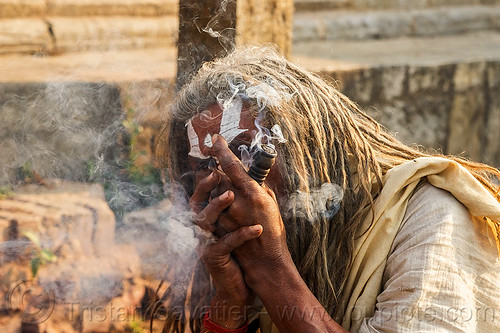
left=247, top=144, right=277, bottom=185
left=183, top=144, right=277, bottom=198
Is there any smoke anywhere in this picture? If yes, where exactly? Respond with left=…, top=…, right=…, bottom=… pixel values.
left=0, top=3, right=273, bottom=329
left=283, top=183, right=344, bottom=223
left=201, top=0, right=237, bottom=54
left=0, top=5, right=341, bottom=327
left=213, top=78, right=292, bottom=168
left=0, top=82, right=124, bottom=185
left=0, top=2, right=281, bottom=326
left=0, top=77, right=170, bottom=325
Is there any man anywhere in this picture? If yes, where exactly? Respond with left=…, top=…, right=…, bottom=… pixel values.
left=156, top=46, right=500, bottom=332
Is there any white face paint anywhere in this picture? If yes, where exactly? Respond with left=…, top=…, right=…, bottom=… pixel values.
left=186, top=120, right=206, bottom=159
left=219, top=98, right=246, bottom=145
left=186, top=99, right=247, bottom=159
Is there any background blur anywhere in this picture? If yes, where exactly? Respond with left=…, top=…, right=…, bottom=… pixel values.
left=2, top=0, right=500, bottom=169
left=1, top=1, right=500, bottom=332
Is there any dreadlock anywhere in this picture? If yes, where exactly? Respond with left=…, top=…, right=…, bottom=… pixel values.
left=154, top=45, right=500, bottom=332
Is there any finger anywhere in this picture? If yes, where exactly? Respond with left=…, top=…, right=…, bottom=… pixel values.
left=210, top=135, right=256, bottom=190
left=202, top=225, right=262, bottom=270
left=189, top=171, right=220, bottom=213
left=213, top=197, right=245, bottom=238
left=212, top=225, right=263, bottom=256
left=195, top=190, right=234, bottom=232
left=214, top=214, right=239, bottom=238
left=210, top=173, right=233, bottom=199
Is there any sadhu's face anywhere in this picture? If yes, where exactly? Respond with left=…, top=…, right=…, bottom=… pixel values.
left=185, top=104, right=284, bottom=197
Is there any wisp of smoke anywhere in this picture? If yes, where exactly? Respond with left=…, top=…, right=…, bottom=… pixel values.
left=284, top=183, right=344, bottom=223
left=212, top=78, right=292, bottom=168
left=0, top=82, right=124, bottom=185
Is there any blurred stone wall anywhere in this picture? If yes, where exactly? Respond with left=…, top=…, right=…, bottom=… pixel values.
left=326, top=61, right=500, bottom=167
left=2, top=0, right=500, bottom=173
left=295, top=0, right=500, bottom=10
left=0, top=181, right=144, bottom=333
left=0, top=82, right=125, bottom=185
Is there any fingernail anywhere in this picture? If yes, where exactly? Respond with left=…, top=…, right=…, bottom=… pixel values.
left=219, top=190, right=231, bottom=200
left=211, top=134, right=219, bottom=144
left=250, top=225, right=263, bottom=234
left=213, top=171, right=221, bottom=182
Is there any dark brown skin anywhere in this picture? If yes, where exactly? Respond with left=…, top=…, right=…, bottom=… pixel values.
left=191, top=134, right=348, bottom=332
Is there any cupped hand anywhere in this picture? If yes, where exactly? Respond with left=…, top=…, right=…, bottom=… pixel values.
left=208, top=134, right=294, bottom=286
left=189, top=169, right=261, bottom=328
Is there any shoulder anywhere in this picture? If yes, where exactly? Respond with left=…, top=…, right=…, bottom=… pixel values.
left=389, top=181, right=472, bottom=264
left=359, top=182, right=500, bottom=332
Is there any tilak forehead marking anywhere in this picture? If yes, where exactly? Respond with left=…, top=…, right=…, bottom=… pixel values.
left=186, top=120, right=205, bottom=159
left=186, top=99, right=246, bottom=159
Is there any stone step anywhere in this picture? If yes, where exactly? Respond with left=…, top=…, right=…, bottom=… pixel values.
left=1, top=31, right=498, bottom=83
left=0, top=0, right=177, bottom=18
left=295, top=0, right=351, bottom=11
left=0, top=47, right=176, bottom=82
left=294, top=5, right=500, bottom=42
left=292, top=31, right=500, bottom=68
left=0, top=15, right=178, bottom=55
left=3, top=4, right=498, bottom=55
left=0, top=0, right=44, bottom=18
left=2, top=3, right=497, bottom=56
left=3, top=0, right=498, bottom=20
left=295, top=0, right=500, bottom=11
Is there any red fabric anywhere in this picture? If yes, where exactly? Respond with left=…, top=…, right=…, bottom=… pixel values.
left=203, top=311, right=249, bottom=333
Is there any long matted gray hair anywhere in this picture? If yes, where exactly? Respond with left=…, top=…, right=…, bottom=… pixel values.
left=155, top=46, right=500, bottom=332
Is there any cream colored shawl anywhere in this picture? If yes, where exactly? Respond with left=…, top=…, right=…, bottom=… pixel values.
left=260, top=157, right=500, bottom=332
